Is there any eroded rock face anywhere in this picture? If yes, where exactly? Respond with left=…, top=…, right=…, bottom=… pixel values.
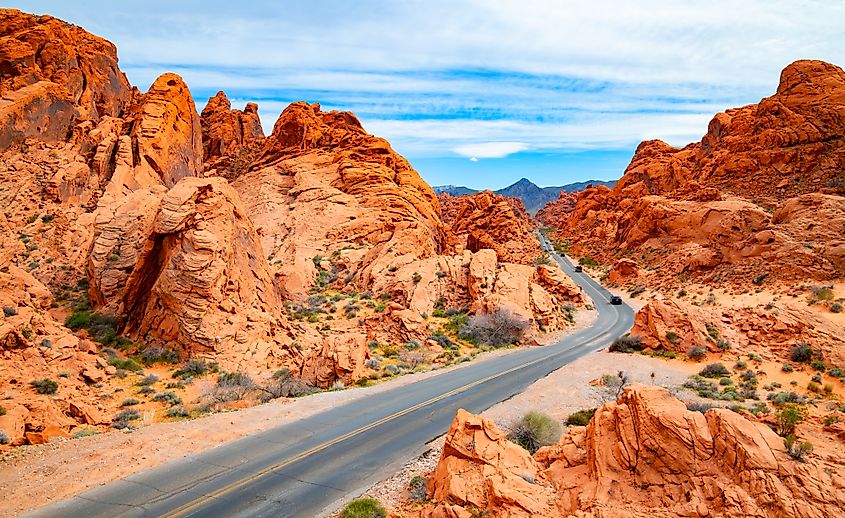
left=94, top=178, right=294, bottom=366
left=200, top=91, right=265, bottom=179
left=630, top=296, right=845, bottom=366
left=552, top=60, right=845, bottom=284
left=439, top=191, right=541, bottom=265
left=424, top=386, right=845, bottom=517
left=0, top=9, right=131, bottom=149
left=535, top=190, right=577, bottom=229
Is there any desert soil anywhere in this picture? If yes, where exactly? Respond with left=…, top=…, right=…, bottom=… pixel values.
left=0, top=308, right=597, bottom=517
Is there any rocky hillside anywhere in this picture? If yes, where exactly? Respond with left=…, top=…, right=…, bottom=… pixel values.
left=420, top=386, right=845, bottom=517
left=548, top=60, right=845, bottom=286
left=438, top=191, right=540, bottom=265
left=0, top=9, right=583, bottom=446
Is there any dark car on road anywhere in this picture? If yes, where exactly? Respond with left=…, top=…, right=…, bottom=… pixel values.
left=574, top=265, right=583, bottom=272
left=609, top=295, right=623, bottom=305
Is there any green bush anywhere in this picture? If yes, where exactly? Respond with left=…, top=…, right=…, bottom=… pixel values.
left=810, top=360, right=826, bottom=372
left=340, top=498, right=386, bottom=518
left=686, top=401, right=714, bottom=413
left=775, top=403, right=807, bottom=437
left=31, top=378, right=58, bottom=394
left=610, top=335, right=643, bottom=353
left=565, top=408, right=596, bottom=426
left=3, top=306, right=17, bottom=317
left=0, top=405, right=5, bottom=416
left=832, top=302, right=843, bottom=313
left=699, top=363, right=730, bottom=378
left=108, top=356, right=142, bottom=372
left=173, top=359, right=216, bottom=379
left=166, top=406, right=190, bottom=418
left=120, top=398, right=140, bottom=407
left=781, top=364, right=794, bottom=373
left=784, top=434, right=813, bottom=461
left=687, top=346, right=707, bottom=360
left=665, top=331, right=680, bottom=345
left=790, top=343, right=813, bottom=363
left=508, top=411, right=562, bottom=453
left=408, top=475, right=427, bottom=502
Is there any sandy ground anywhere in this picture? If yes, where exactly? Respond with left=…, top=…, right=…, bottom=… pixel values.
left=0, top=308, right=597, bottom=517
left=336, top=350, right=700, bottom=516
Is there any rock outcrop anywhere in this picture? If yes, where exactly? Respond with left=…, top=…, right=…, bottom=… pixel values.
left=552, top=60, right=845, bottom=284
left=424, top=386, right=845, bottom=517
left=535, top=190, right=577, bottom=229
left=200, top=91, right=265, bottom=179
left=630, top=296, right=845, bottom=366
left=438, top=191, right=541, bottom=265
left=0, top=9, right=131, bottom=150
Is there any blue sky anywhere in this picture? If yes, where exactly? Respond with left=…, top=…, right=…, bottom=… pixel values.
left=9, top=1, right=845, bottom=189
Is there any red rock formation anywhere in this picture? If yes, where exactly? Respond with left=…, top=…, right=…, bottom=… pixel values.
left=630, top=296, right=845, bottom=366
left=200, top=91, right=265, bottom=179
left=535, top=191, right=577, bottom=229
left=0, top=9, right=131, bottom=149
left=424, top=386, right=845, bottom=517
left=438, top=191, right=541, bottom=264
left=556, top=60, right=845, bottom=284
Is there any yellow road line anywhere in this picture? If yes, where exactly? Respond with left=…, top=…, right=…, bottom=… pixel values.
left=164, top=330, right=611, bottom=517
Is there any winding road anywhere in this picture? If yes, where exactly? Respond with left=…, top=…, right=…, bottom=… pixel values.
left=30, top=236, right=633, bottom=518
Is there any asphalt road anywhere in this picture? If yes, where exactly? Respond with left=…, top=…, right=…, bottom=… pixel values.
left=30, top=237, right=633, bottom=518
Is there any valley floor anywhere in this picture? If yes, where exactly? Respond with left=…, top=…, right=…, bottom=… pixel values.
left=0, top=308, right=597, bottom=517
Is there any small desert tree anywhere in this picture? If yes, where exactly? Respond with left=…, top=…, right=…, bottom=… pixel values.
left=458, top=307, right=529, bottom=347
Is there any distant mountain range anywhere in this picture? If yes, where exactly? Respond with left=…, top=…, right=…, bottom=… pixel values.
left=433, top=177, right=617, bottom=214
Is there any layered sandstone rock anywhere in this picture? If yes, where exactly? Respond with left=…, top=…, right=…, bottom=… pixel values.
left=200, top=91, right=265, bottom=179
left=535, top=190, right=577, bottom=229
left=438, top=191, right=540, bottom=264
left=424, top=386, right=845, bottom=517
left=630, top=296, right=845, bottom=366
left=0, top=9, right=131, bottom=149
left=552, top=60, right=845, bottom=284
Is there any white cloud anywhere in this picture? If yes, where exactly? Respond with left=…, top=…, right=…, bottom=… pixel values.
left=453, top=142, right=529, bottom=158
left=469, top=157, right=479, bottom=162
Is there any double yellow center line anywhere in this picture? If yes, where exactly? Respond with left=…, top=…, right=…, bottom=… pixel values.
left=164, top=329, right=611, bottom=517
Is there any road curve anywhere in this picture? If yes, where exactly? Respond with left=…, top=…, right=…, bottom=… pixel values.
left=30, top=237, right=633, bottom=518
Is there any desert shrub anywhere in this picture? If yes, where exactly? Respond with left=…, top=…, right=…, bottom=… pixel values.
left=578, top=255, right=598, bottom=267
left=832, top=302, right=843, bottom=313
left=138, top=386, right=155, bottom=395
left=784, top=435, right=813, bottom=461
left=204, top=371, right=256, bottom=402
left=705, top=323, right=719, bottom=340
left=408, top=475, right=428, bottom=502
left=112, top=409, right=141, bottom=429
left=72, top=429, right=98, bottom=439
left=685, top=401, right=715, bottom=413
left=807, top=382, right=821, bottom=393
left=734, top=361, right=747, bottom=370
left=340, top=498, right=386, bottom=518
left=0, top=406, right=5, bottom=416
left=108, top=356, right=142, bottom=372
left=428, top=333, right=455, bottom=349
left=610, top=335, right=642, bottom=353
left=716, top=339, right=731, bottom=351
left=699, top=363, right=730, bottom=378
left=412, top=272, right=422, bottom=283
left=665, top=331, right=680, bottom=345
left=120, top=398, right=140, bottom=407
left=458, top=308, right=529, bottom=347
left=719, top=377, right=733, bottom=386
left=165, top=381, right=185, bottom=389
left=508, top=411, right=562, bottom=453
left=398, top=349, right=430, bottom=370
left=0, top=430, right=9, bottom=445
left=565, top=408, right=596, bottom=426
left=752, top=273, right=768, bottom=285
left=811, top=373, right=822, bottom=383
left=683, top=376, right=718, bottom=399
left=811, top=286, right=834, bottom=301
left=166, top=406, right=190, bottom=418
left=829, top=367, right=845, bottom=378
left=364, top=358, right=381, bottom=370
left=775, top=403, right=808, bottom=437
left=152, top=391, right=182, bottom=406
left=405, top=340, right=421, bottom=350
left=810, top=360, right=826, bottom=372
left=824, top=383, right=834, bottom=395
left=173, top=359, right=216, bottom=379
left=31, top=378, right=58, bottom=394
left=824, top=415, right=840, bottom=426
left=384, top=365, right=400, bottom=376
left=781, top=364, right=794, bottom=373
left=768, top=391, right=806, bottom=405
left=140, top=346, right=179, bottom=365
left=3, top=306, right=17, bottom=317
left=790, top=343, right=813, bottom=363
left=137, top=374, right=159, bottom=386
left=687, top=346, right=707, bottom=360
left=259, top=369, right=315, bottom=399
